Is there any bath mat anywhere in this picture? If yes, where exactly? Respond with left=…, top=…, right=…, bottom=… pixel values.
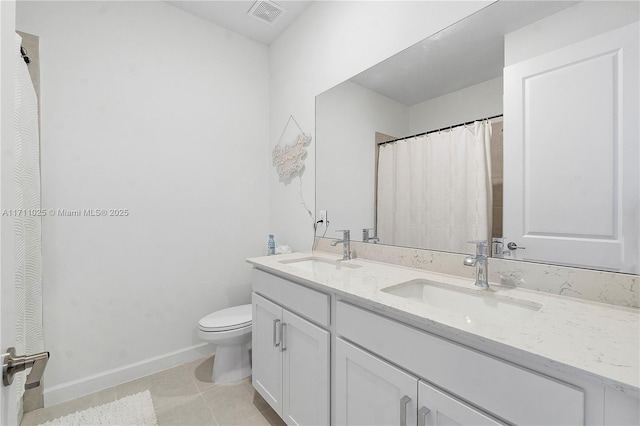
left=40, top=390, right=157, bottom=426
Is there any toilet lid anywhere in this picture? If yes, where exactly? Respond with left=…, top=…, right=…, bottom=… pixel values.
left=199, top=304, right=252, bottom=332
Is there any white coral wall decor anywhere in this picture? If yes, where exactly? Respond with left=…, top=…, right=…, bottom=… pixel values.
left=273, top=132, right=312, bottom=180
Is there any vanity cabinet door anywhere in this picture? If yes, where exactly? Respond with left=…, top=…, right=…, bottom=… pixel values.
left=281, top=309, right=330, bottom=426
left=253, top=292, right=331, bottom=425
left=336, top=338, right=418, bottom=426
left=417, top=381, right=505, bottom=426
left=252, top=293, right=284, bottom=415
left=604, top=388, right=640, bottom=426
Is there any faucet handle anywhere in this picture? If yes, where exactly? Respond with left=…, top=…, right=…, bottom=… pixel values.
left=336, top=230, right=350, bottom=238
left=468, top=240, right=488, bottom=256
left=468, top=239, right=488, bottom=245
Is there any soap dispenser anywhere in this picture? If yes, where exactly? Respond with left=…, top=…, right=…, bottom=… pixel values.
left=268, top=235, right=275, bottom=256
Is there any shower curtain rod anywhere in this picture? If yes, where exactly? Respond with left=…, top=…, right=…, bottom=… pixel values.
left=377, top=114, right=503, bottom=146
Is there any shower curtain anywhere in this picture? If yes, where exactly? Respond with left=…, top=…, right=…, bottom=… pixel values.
left=13, top=34, right=44, bottom=403
left=377, top=121, right=492, bottom=253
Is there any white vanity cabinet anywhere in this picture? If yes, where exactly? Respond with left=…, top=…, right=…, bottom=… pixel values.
left=252, top=269, right=330, bottom=425
left=336, top=338, right=504, bottom=426
left=249, top=261, right=638, bottom=426
left=336, top=301, right=585, bottom=426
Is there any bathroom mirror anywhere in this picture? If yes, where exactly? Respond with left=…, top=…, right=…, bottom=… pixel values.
left=316, top=1, right=640, bottom=274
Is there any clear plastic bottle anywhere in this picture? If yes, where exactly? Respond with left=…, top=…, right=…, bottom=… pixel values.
left=268, top=234, right=276, bottom=255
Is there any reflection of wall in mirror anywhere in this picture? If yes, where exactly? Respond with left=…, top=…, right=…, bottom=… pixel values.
left=316, top=81, right=409, bottom=237
left=407, top=77, right=502, bottom=134
left=504, top=1, right=639, bottom=67
left=317, top=77, right=503, bottom=238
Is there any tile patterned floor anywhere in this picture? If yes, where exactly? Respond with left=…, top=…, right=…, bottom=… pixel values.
left=21, top=356, right=286, bottom=426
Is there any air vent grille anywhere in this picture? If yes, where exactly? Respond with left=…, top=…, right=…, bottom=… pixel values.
left=248, top=0, right=286, bottom=25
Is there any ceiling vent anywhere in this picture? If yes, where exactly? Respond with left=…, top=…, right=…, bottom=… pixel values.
left=248, top=0, right=286, bottom=25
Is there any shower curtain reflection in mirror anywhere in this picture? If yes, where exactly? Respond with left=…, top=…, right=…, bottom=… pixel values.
left=377, top=121, right=492, bottom=253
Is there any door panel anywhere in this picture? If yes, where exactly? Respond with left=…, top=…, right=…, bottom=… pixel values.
left=282, top=310, right=329, bottom=426
left=336, top=338, right=417, bottom=426
left=503, top=22, right=639, bottom=272
left=418, top=381, right=505, bottom=426
left=252, top=293, right=283, bottom=415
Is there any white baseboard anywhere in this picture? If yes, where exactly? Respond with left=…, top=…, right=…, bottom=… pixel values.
left=43, top=343, right=215, bottom=407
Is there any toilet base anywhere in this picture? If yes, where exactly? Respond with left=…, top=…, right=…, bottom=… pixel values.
left=213, top=341, right=252, bottom=384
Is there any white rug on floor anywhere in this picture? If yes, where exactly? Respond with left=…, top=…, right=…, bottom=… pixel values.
left=40, top=390, right=157, bottom=426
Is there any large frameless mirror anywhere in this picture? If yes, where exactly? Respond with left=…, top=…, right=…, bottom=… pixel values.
left=315, top=1, right=640, bottom=274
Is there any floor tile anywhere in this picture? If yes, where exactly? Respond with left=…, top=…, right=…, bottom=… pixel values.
left=184, top=355, right=218, bottom=393
left=115, top=365, right=199, bottom=409
left=155, top=394, right=217, bottom=426
left=201, top=379, right=270, bottom=425
left=19, top=360, right=289, bottom=426
left=244, top=405, right=287, bottom=426
left=21, top=387, right=116, bottom=426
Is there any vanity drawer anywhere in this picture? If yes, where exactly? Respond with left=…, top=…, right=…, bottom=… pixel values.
left=252, top=268, right=330, bottom=327
left=337, top=301, right=584, bottom=426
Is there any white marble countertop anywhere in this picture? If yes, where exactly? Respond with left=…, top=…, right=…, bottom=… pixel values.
left=247, top=252, right=640, bottom=396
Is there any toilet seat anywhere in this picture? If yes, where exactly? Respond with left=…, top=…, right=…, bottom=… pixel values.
left=199, top=304, right=252, bottom=332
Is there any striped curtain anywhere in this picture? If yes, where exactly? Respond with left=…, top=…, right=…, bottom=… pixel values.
left=377, top=121, right=493, bottom=253
left=14, top=33, right=44, bottom=404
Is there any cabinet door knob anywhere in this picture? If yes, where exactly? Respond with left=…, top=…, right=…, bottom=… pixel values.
left=400, top=395, right=411, bottom=426
left=272, top=319, right=281, bottom=348
left=418, top=406, right=431, bottom=426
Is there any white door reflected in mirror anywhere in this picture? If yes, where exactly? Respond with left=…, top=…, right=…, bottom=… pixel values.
left=503, top=23, right=639, bottom=274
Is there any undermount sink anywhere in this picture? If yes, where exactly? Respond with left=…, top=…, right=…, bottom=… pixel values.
left=382, top=279, right=542, bottom=325
left=279, top=257, right=361, bottom=274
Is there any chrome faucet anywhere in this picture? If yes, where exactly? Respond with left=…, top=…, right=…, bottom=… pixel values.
left=362, top=228, right=379, bottom=244
left=331, top=230, right=351, bottom=260
left=464, top=240, right=489, bottom=289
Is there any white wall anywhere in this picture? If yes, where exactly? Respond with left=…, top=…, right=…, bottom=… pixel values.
left=16, top=1, right=269, bottom=405
left=269, top=1, right=491, bottom=250
left=316, top=81, right=408, bottom=236
left=505, top=1, right=640, bottom=66
left=408, top=77, right=503, bottom=134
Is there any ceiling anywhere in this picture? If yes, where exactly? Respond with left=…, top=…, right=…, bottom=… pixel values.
left=166, top=0, right=314, bottom=45
left=350, top=1, right=578, bottom=106
left=167, top=1, right=578, bottom=102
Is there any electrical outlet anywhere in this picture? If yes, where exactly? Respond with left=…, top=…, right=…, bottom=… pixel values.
left=319, top=210, right=328, bottom=227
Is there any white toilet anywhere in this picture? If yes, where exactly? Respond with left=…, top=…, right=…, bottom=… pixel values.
left=198, top=304, right=252, bottom=384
